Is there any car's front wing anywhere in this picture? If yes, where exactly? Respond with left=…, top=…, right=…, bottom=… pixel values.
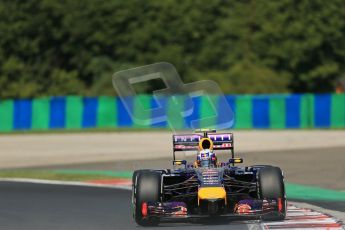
left=141, top=198, right=284, bottom=220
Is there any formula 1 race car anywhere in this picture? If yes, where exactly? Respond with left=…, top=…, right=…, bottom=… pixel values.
left=132, top=129, right=286, bottom=226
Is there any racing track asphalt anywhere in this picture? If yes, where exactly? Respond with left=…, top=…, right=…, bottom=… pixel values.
left=0, top=181, right=263, bottom=230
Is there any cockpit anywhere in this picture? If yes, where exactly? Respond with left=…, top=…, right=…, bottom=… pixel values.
left=197, top=149, right=217, bottom=168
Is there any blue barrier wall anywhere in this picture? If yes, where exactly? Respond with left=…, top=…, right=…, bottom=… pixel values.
left=0, top=94, right=344, bottom=131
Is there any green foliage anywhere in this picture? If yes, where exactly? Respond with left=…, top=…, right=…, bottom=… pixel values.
left=0, top=0, right=344, bottom=98
left=189, top=61, right=290, bottom=94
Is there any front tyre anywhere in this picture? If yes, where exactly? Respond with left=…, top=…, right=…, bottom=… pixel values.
left=133, top=171, right=161, bottom=226
left=258, top=167, right=286, bottom=221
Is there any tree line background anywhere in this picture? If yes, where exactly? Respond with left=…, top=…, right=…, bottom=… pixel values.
left=0, top=0, right=344, bottom=98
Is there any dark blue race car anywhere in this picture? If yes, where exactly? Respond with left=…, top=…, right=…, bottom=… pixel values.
left=132, top=129, right=286, bottom=226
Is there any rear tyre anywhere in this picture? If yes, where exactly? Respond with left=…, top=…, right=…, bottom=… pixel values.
left=133, top=171, right=161, bottom=226
left=258, top=167, right=286, bottom=221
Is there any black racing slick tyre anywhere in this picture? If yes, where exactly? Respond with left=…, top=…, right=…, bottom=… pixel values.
left=132, top=170, right=151, bottom=212
left=132, top=170, right=151, bottom=186
left=258, top=166, right=286, bottom=221
left=133, top=171, right=162, bottom=226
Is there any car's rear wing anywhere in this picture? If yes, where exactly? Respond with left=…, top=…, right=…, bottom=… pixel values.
left=172, top=133, right=233, bottom=152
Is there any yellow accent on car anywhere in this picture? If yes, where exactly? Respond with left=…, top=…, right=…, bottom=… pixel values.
left=194, top=161, right=199, bottom=168
left=198, top=187, right=226, bottom=204
left=234, top=158, right=243, bottom=163
left=195, top=128, right=216, bottom=133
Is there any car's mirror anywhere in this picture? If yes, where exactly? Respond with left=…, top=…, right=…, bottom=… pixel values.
left=229, top=158, right=243, bottom=164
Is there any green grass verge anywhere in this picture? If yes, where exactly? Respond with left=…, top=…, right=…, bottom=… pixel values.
left=53, top=169, right=133, bottom=179
left=0, top=169, right=131, bottom=181
left=286, top=183, right=345, bottom=202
